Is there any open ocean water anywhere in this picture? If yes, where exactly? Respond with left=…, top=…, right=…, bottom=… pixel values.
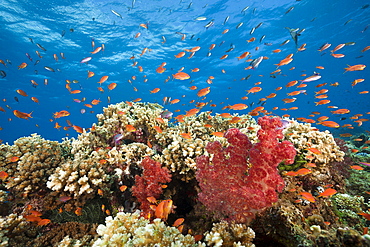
left=0, top=0, right=369, bottom=143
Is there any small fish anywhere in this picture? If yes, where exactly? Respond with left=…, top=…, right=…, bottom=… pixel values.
left=44, top=66, right=55, bottom=72
left=344, top=19, right=352, bottom=25
left=236, top=22, right=243, bottom=29
left=299, top=191, right=316, bottom=203
left=250, top=27, right=255, bottom=35
left=225, top=44, right=235, bottom=52
left=223, top=16, right=229, bottom=25
left=255, top=22, right=263, bottom=29
left=160, top=110, right=173, bottom=119
left=13, top=110, right=32, bottom=119
left=260, top=35, right=266, bottom=43
left=250, top=56, right=264, bottom=69
left=204, top=19, right=214, bottom=29
left=319, top=188, right=337, bottom=197
left=285, top=27, right=299, bottom=46
left=285, top=6, right=294, bottom=14
left=0, top=171, right=8, bottom=180
left=36, top=43, right=46, bottom=51
left=0, top=70, right=6, bottom=78
left=80, top=57, right=92, bottom=64
left=61, top=30, right=66, bottom=37
left=361, top=24, right=369, bottom=33
left=25, top=53, right=33, bottom=62
left=241, top=6, right=249, bottom=13
left=280, top=39, right=290, bottom=46
left=195, top=16, right=207, bottom=21
left=111, top=9, right=123, bottom=18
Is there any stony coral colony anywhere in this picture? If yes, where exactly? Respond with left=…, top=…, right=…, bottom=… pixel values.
left=0, top=102, right=369, bottom=246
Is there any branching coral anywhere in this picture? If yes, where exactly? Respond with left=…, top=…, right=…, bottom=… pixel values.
left=204, top=221, right=255, bottom=247
left=283, top=120, right=344, bottom=165
left=91, top=211, right=201, bottom=246
left=0, top=134, right=65, bottom=196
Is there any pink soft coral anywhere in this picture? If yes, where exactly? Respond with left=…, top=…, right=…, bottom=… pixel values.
left=132, top=157, right=171, bottom=218
left=196, top=116, right=296, bottom=224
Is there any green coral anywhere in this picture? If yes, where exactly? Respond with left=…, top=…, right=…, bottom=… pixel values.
left=346, top=169, right=370, bottom=198
left=48, top=199, right=107, bottom=224
left=278, top=153, right=307, bottom=171
left=331, top=193, right=368, bottom=228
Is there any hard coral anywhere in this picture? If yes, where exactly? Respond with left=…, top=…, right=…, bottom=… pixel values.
left=196, top=116, right=296, bottom=224
left=131, top=157, right=171, bottom=218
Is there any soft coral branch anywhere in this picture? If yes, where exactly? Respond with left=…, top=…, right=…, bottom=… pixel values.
left=196, top=116, right=296, bottom=224
left=132, top=157, right=171, bottom=218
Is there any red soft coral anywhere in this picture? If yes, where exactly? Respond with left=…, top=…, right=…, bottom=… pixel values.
left=196, top=116, right=296, bottom=224
left=131, top=157, right=171, bottom=218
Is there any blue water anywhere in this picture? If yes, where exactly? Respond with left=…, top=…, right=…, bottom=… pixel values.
left=0, top=0, right=369, bottom=143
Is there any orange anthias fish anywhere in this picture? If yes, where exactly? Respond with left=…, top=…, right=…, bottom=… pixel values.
left=197, top=87, right=210, bottom=97
left=53, top=110, right=70, bottom=118
left=299, top=191, right=316, bottom=203
left=98, top=75, right=109, bottom=84
left=307, top=148, right=321, bottom=154
left=331, top=109, right=350, bottom=114
left=358, top=212, right=370, bottom=221
left=125, top=124, right=136, bottom=132
left=180, top=133, right=192, bottom=139
left=247, top=87, right=262, bottom=94
left=185, top=108, right=199, bottom=117
left=16, top=89, right=28, bottom=97
left=150, top=88, right=160, bottom=94
left=344, top=64, right=366, bottom=72
left=13, top=110, right=33, bottom=119
left=107, top=82, right=117, bottom=90
left=229, top=103, right=248, bottom=110
left=319, top=188, right=337, bottom=197
left=18, top=62, right=28, bottom=69
left=173, top=72, right=190, bottom=80
left=0, top=171, right=9, bottom=180
left=275, top=57, right=293, bottom=67
left=319, top=120, right=340, bottom=128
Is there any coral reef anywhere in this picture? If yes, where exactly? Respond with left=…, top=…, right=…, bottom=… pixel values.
left=0, top=102, right=369, bottom=247
left=196, top=116, right=296, bottom=223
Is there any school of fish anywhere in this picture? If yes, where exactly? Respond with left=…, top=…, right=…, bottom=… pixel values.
left=0, top=1, right=369, bottom=144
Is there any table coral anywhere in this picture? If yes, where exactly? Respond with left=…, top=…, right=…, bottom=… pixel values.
left=196, top=116, right=296, bottom=224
